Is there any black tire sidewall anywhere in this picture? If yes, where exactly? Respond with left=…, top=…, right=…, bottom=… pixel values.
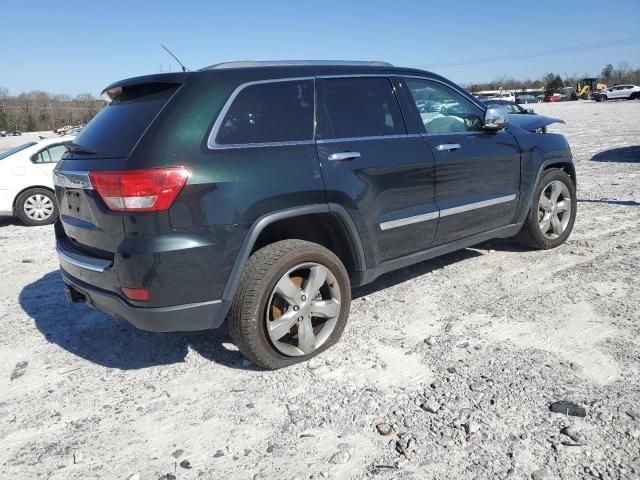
left=526, top=170, right=577, bottom=249
left=16, top=188, right=59, bottom=226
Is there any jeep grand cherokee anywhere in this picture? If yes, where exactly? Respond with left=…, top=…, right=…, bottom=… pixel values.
left=54, top=61, right=576, bottom=369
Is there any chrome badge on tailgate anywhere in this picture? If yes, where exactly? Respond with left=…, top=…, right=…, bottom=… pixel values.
left=53, top=170, right=93, bottom=190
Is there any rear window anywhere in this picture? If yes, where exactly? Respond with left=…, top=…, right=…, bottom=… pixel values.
left=71, top=83, right=179, bottom=157
left=318, top=77, right=405, bottom=139
left=214, top=79, right=314, bottom=146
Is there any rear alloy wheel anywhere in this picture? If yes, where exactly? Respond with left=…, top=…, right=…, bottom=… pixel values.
left=16, top=188, right=59, bottom=226
left=266, top=262, right=342, bottom=357
left=229, top=239, right=351, bottom=369
left=514, top=169, right=576, bottom=249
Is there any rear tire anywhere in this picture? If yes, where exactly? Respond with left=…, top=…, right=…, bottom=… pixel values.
left=15, top=188, right=59, bottom=226
left=514, top=169, right=576, bottom=250
left=229, top=239, right=351, bottom=370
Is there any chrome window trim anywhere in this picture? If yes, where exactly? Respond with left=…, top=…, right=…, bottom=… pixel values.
left=379, top=194, right=517, bottom=230
left=207, top=74, right=423, bottom=149
left=207, top=77, right=316, bottom=150
left=53, top=170, right=93, bottom=190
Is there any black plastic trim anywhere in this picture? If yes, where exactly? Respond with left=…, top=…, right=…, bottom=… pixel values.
left=61, top=270, right=227, bottom=332
left=220, top=204, right=367, bottom=306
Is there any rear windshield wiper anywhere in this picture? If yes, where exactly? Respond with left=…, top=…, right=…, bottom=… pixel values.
left=66, top=142, right=96, bottom=154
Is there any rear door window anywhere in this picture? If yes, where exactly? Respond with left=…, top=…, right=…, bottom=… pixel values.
left=214, top=79, right=314, bottom=146
left=71, top=83, right=179, bottom=158
left=318, top=77, right=406, bottom=139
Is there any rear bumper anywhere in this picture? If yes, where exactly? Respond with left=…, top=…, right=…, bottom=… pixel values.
left=61, top=269, right=229, bottom=332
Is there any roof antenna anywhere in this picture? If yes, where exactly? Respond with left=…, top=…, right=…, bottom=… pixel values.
left=161, top=45, right=190, bottom=72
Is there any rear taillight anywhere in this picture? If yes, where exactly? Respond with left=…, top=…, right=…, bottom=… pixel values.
left=89, top=167, right=189, bottom=212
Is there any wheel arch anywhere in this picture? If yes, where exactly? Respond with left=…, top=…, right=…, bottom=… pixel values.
left=543, top=161, right=576, bottom=187
left=221, top=204, right=366, bottom=303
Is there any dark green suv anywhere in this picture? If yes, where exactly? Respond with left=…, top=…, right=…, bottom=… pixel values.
left=54, top=61, right=576, bottom=369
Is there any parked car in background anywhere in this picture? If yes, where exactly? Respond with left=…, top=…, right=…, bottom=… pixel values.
left=543, top=94, right=562, bottom=103
left=54, top=61, right=576, bottom=369
left=481, top=99, right=536, bottom=114
left=515, top=94, right=541, bottom=104
left=486, top=91, right=516, bottom=102
left=593, top=85, right=640, bottom=102
left=0, top=136, right=75, bottom=225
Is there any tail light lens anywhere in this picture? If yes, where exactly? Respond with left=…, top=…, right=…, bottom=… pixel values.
left=89, top=167, right=189, bottom=212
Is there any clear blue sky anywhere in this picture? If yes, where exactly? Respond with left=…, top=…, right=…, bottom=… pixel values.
left=2, top=0, right=639, bottom=96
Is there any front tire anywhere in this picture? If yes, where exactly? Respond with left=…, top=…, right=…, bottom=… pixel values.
left=514, top=169, right=577, bottom=250
left=229, top=239, right=351, bottom=369
left=15, top=188, right=59, bottom=226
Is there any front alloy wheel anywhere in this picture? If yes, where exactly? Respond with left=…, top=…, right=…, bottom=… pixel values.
left=538, top=180, right=572, bottom=239
left=513, top=168, right=576, bottom=249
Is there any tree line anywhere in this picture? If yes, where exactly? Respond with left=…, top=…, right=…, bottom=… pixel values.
left=464, top=62, right=640, bottom=93
left=0, top=87, right=105, bottom=132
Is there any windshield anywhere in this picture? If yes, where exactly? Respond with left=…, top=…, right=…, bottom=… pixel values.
left=0, top=142, right=36, bottom=160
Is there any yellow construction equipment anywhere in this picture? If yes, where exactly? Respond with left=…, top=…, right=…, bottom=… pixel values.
left=576, top=78, right=607, bottom=99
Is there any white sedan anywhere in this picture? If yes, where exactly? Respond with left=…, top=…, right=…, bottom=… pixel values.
left=0, top=136, right=75, bottom=225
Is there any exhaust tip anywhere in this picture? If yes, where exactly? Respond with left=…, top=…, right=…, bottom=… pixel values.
left=64, top=285, right=86, bottom=304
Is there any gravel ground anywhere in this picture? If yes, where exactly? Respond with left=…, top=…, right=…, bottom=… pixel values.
left=1, top=100, right=639, bottom=480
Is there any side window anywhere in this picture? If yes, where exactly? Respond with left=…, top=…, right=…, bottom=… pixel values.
left=318, top=77, right=406, bottom=139
left=215, top=79, right=314, bottom=145
left=31, top=144, right=67, bottom=164
left=31, top=149, right=51, bottom=164
left=46, top=145, right=67, bottom=163
left=405, top=78, right=484, bottom=134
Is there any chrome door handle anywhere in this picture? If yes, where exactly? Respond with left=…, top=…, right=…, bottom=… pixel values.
left=435, top=143, right=461, bottom=152
left=328, top=151, right=361, bottom=161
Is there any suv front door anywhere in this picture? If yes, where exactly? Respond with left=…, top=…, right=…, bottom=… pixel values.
left=402, top=77, right=521, bottom=245
left=316, top=76, right=437, bottom=267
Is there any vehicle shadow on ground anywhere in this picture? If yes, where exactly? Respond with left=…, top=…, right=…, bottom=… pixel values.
left=353, top=236, right=537, bottom=299
left=578, top=199, right=640, bottom=207
left=591, top=145, right=640, bottom=163
left=23, top=241, right=522, bottom=370
left=0, top=215, right=21, bottom=227
left=20, top=271, right=255, bottom=371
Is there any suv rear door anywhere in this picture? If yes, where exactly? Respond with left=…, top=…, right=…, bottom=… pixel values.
left=401, top=77, right=521, bottom=245
left=316, top=76, right=437, bottom=267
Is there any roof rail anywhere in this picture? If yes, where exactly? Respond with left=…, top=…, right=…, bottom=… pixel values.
left=202, top=60, right=394, bottom=70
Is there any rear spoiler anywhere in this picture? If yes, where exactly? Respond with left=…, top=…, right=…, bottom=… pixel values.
left=101, top=72, right=191, bottom=102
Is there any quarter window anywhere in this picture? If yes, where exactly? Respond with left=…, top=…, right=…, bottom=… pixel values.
left=405, top=78, right=484, bottom=134
left=318, top=77, right=405, bottom=139
left=215, top=79, right=314, bottom=145
left=32, top=144, right=68, bottom=164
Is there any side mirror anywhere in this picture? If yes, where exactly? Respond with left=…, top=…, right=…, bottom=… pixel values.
left=484, top=106, right=508, bottom=130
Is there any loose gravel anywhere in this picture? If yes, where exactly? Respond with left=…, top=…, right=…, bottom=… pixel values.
left=1, top=100, right=639, bottom=479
